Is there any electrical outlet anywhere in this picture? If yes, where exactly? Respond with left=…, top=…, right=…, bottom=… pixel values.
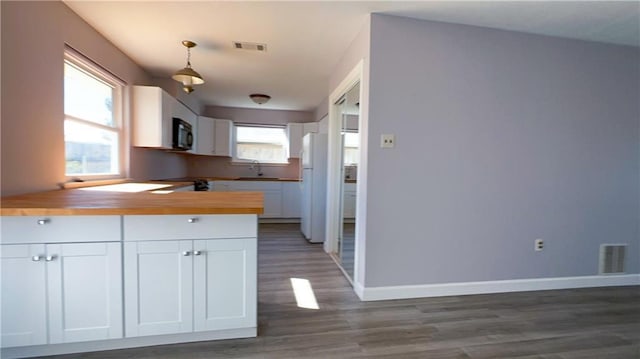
left=381, top=134, right=395, bottom=148
left=535, top=239, right=544, bottom=251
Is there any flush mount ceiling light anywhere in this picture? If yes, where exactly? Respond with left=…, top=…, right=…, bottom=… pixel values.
left=172, top=40, right=204, bottom=94
left=250, top=93, right=271, bottom=105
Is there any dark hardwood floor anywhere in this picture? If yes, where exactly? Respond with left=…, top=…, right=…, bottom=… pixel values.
left=49, top=223, right=639, bottom=358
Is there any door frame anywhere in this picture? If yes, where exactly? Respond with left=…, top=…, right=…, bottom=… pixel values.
left=324, top=60, right=364, bottom=288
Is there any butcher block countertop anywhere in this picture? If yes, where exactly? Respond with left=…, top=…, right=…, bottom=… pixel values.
left=0, top=186, right=264, bottom=216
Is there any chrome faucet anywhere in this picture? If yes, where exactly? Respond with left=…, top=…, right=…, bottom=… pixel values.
left=250, top=160, right=263, bottom=177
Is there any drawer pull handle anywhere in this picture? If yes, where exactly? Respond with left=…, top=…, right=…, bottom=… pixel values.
left=193, top=250, right=203, bottom=256
left=37, top=219, right=49, bottom=225
left=45, top=255, right=56, bottom=262
left=187, top=218, right=198, bottom=223
left=32, top=255, right=42, bottom=262
left=182, top=251, right=191, bottom=256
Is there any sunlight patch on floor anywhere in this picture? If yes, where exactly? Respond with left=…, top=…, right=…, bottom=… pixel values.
left=290, top=278, right=319, bottom=310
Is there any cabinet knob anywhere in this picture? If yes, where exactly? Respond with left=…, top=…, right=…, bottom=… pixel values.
left=45, top=255, right=56, bottom=262
left=187, top=218, right=198, bottom=223
left=37, top=219, right=50, bottom=225
left=31, top=255, right=42, bottom=262
left=182, top=251, right=191, bottom=256
left=193, top=250, right=203, bottom=256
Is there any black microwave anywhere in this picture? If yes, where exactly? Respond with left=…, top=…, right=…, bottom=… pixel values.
left=172, top=118, right=193, bottom=151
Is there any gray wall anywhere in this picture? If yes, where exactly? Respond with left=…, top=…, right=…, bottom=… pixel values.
left=1, top=1, right=191, bottom=196
left=327, top=16, right=371, bottom=286
left=364, top=14, right=640, bottom=287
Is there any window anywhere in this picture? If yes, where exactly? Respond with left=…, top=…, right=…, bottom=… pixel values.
left=343, top=132, right=359, bottom=165
left=64, top=49, right=124, bottom=178
left=234, top=125, right=288, bottom=163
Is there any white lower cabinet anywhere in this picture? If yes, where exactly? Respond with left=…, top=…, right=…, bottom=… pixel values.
left=124, top=240, right=193, bottom=337
left=1, top=241, right=122, bottom=348
left=124, top=238, right=256, bottom=337
left=123, top=214, right=257, bottom=338
left=194, top=238, right=257, bottom=331
left=47, top=243, right=123, bottom=344
left=226, top=181, right=283, bottom=218
left=282, top=182, right=302, bottom=218
left=1, top=214, right=257, bottom=357
left=343, top=183, right=357, bottom=219
left=1, top=244, right=47, bottom=348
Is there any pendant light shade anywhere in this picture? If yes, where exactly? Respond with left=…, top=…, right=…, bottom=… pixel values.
left=173, top=40, right=204, bottom=93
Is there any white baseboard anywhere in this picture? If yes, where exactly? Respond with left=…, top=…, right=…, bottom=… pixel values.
left=258, top=218, right=300, bottom=224
left=1, top=328, right=257, bottom=359
left=358, top=274, right=640, bottom=301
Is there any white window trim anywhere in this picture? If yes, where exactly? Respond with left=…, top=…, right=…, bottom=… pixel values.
left=232, top=124, right=290, bottom=165
left=64, top=47, right=128, bottom=181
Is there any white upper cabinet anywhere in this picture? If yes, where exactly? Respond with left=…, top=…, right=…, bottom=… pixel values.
left=214, top=119, right=233, bottom=157
left=131, top=86, right=196, bottom=151
left=287, top=122, right=318, bottom=159
left=196, top=117, right=232, bottom=157
left=303, top=122, right=318, bottom=134
left=196, top=116, right=216, bottom=155
left=287, top=123, right=303, bottom=159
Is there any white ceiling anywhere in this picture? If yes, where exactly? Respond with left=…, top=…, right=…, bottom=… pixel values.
left=64, top=1, right=640, bottom=112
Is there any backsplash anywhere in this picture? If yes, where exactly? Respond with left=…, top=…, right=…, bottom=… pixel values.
left=187, top=156, right=300, bottom=179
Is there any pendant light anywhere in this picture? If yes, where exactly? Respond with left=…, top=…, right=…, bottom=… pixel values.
left=172, top=40, right=204, bottom=94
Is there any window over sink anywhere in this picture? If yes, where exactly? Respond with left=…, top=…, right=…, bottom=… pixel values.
left=234, top=125, right=288, bottom=164
left=64, top=47, right=125, bottom=179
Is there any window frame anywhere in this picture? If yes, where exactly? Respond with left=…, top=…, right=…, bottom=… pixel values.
left=232, top=124, right=290, bottom=165
left=64, top=47, right=127, bottom=181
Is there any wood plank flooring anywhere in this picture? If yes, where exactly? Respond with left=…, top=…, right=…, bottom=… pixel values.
left=48, top=224, right=639, bottom=358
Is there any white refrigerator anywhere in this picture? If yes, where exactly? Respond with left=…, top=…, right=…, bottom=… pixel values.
left=300, top=133, right=328, bottom=243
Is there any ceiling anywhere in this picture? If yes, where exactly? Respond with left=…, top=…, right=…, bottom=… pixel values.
left=64, top=1, right=639, bottom=112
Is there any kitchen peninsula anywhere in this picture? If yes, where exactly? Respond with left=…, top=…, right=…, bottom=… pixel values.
left=1, top=187, right=263, bottom=358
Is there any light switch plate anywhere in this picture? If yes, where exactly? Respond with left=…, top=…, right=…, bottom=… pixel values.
left=381, top=134, right=395, bottom=148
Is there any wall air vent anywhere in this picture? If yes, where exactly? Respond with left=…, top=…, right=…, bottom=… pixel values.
left=599, top=244, right=627, bottom=274
left=233, top=42, right=267, bottom=52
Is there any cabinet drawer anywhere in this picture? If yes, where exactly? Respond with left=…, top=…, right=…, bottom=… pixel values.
left=123, top=214, right=257, bottom=241
left=230, top=181, right=282, bottom=191
left=1, top=216, right=121, bottom=244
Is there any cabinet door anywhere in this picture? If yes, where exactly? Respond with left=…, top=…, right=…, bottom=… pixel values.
left=303, top=122, right=318, bottom=134
left=287, top=123, right=303, bottom=158
left=262, top=191, right=283, bottom=218
left=214, top=119, right=232, bottom=157
left=193, top=238, right=257, bottom=331
left=47, top=242, right=123, bottom=344
left=343, top=191, right=357, bottom=218
left=196, top=116, right=216, bottom=155
left=0, top=244, right=47, bottom=348
left=124, top=241, right=193, bottom=337
left=282, top=182, right=302, bottom=218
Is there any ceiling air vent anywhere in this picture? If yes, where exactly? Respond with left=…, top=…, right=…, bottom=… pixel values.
left=599, top=244, right=627, bottom=274
left=233, top=41, right=267, bottom=52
